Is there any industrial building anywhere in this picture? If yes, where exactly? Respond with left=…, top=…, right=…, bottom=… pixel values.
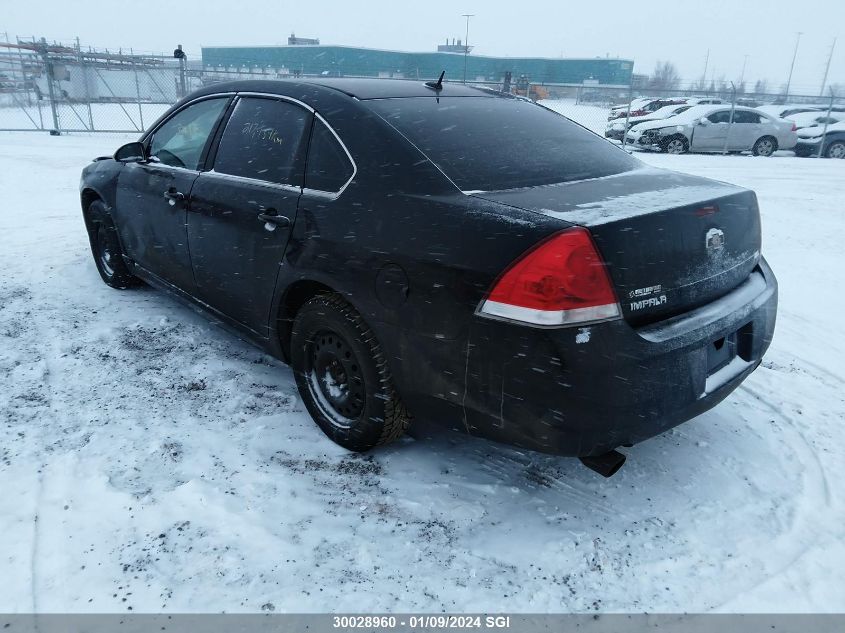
left=201, top=43, right=633, bottom=86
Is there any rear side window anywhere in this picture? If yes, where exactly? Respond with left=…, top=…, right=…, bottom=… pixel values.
left=734, top=111, right=762, bottom=124
left=305, top=119, right=355, bottom=193
left=213, top=97, right=310, bottom=186
left=149, top=98, right=229, bottom=170
left=369, top=97, right=637, bottom=191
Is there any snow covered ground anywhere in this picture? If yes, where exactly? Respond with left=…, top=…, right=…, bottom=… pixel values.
left=540, top=99, right=610, bottom=135
left=0, top=132, right=843, bottom=613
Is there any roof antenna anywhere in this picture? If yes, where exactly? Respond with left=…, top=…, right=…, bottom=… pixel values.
left=425, top=70, right=445, bottom=91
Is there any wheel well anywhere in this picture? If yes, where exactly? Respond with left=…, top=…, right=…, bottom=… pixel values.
left=276, top=280, right=336, bottom=361
left=80, top=189, right=102, bottom=234
left=662, top=134, right=688, bottom=149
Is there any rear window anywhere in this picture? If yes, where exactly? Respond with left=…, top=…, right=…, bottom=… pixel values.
left=368, top=96, right=637, bottom=191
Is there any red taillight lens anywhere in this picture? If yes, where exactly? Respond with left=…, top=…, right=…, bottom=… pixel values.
left=791, top=122, right=798, bottom=132
left=479, top=228, right=620, bottom=327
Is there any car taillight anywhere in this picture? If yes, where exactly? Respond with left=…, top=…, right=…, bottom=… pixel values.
left=791, top=122, right=798, bottom=132
left=478, top=228, right=621, bottom=327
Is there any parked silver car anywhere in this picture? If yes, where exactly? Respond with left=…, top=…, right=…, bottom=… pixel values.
left=626, top=105, right=798, bottom=155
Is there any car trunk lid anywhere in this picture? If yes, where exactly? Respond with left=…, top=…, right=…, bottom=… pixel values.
left=470, top=167, right=762, bottom=325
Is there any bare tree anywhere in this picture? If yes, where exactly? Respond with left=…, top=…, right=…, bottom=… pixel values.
left=647, top=61, right=681, bottom=92
left=753, top=79, right=768, bottom=97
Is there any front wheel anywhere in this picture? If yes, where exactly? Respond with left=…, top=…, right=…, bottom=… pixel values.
left=825, top=141, right=845, bottom=159
left=88, top=200, right=141, bottom=289
left=752, top=136, right=777, bottom=157
left=291, top=294, right=410, bottom=451
left=663, top=136, right=689, bottom=155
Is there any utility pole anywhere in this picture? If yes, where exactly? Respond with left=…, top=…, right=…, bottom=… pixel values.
left=785, top=32, right=802, bottom=100
left=739, top=54, right=749, bottom=86
left=820, top=37, right=837, bottom=97
left=462, top=13, right=474, bottom=84
left=700, top=49, right=710, bottom=90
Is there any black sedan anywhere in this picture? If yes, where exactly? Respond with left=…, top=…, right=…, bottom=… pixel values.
left=79, top=79, right=777, bottom=476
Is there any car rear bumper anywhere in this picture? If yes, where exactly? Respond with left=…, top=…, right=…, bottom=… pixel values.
left=392, top=258, right=777, bottom=457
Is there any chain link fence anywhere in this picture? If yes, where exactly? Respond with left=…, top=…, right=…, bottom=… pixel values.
left=0, top=38, right=190, bottom=133
left=2, top=37, right=843, bottom=157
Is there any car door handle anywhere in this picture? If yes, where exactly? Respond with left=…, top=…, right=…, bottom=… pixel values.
left=163, top=188, right=186, bottom=205
left=257, top=211, right=290, bottom=227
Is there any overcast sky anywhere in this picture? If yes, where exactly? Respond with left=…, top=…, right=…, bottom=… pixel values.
left=2, top=0, right=843, bottom=93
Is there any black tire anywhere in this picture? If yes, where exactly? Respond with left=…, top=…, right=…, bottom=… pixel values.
left=87, top=200, right=141, bottom=289
left=291, top=294, right=410, bottom=451
left=662, top=135, right=689, bottom=155
left=752, top=136, right=777, bottom=157
left=825, top=141, right=845, bottom=159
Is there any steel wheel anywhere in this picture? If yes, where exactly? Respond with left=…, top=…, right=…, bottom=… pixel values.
left=305, top=329, right=366, bottom=426
left=86, top=200, right=141, bottom=289
left=291, top=294, right=410, bottom=451
left=826, top=141, right=845, bottom=159
left=96, top=225, right=116, bottom=278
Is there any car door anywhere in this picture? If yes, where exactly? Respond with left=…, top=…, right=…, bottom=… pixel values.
left=186, top=95, right=312, bottom=336
left=728, top=110, right=762, bottom=150
left=690, top=109, right=731, bottom=152
left=114, top=96, right=230, bottom=291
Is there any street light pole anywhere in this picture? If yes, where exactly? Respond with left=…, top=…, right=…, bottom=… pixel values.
left=739, top=54, right=749, bottom=86
left=820, top=37, right=837, bottom=97
left=462, top=13, right=474, bottom=84
left=784, top=32, right=802, bottom=100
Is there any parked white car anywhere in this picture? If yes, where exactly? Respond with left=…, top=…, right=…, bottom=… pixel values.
left=625, top=105, right=797, bottom=155
left=756, top=103, right=845, bottom=119
left=784, top=110, right=845, bottom=131
left=605, top=104, right=694, bottom=140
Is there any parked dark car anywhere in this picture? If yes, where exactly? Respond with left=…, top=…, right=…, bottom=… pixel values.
left=793, top=121, right=845, bottom=158
left=80, top=79, right=778, bottom=476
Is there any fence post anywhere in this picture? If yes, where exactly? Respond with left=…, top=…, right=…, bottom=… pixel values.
left=816, top=89, right=836, bottom=158
left=621, top=76, right=634, bottom=151
left=132, top=52, right=145, bottom=131
left=77, top=39, right=94, bottom=131
left=722, top=82, right=737, bottom=155
left=38, top=38, right=61, bottom=134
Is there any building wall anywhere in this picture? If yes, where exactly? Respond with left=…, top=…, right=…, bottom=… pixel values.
left=201, top=46, right=633, bottom=85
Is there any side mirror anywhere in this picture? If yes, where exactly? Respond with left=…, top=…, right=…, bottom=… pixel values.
left=698, top=117, right=711, bottom=126
left=114, top=141, right=147, bottom=163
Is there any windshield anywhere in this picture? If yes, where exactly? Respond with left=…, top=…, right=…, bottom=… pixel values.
left=368, top=96, right=638, bottom=191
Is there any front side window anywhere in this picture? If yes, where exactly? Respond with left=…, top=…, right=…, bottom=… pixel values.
left=148, top=98, right=229, bottom=170
left=305, top=119, right=354, bottom=193
left=213, top=97, right=310, bottom=186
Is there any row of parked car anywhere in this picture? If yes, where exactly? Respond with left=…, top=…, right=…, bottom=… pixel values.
left=605, top=97, right=845, bottom=158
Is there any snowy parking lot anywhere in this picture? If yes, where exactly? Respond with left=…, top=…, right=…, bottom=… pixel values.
left=1, top=132, right=843, bottom=613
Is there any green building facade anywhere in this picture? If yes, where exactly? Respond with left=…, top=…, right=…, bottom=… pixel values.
left=201, top=45, right=633, bottom=86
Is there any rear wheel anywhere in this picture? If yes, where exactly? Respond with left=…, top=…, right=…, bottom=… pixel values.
left=826, top=141, right=845, bottom=159
left=88, top=200, right=141, bottom=289
left=291, top=294, right=410, bottom=451
left=752, top=136, right=777, bottom=157
left=663, top=136, right=688, bottom=154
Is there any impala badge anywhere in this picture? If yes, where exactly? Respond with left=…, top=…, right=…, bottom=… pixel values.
left=706, top=228, right=725, bottom=254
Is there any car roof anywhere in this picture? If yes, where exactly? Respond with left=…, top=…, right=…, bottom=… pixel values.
left=190, top=78, right=491, bottom=101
